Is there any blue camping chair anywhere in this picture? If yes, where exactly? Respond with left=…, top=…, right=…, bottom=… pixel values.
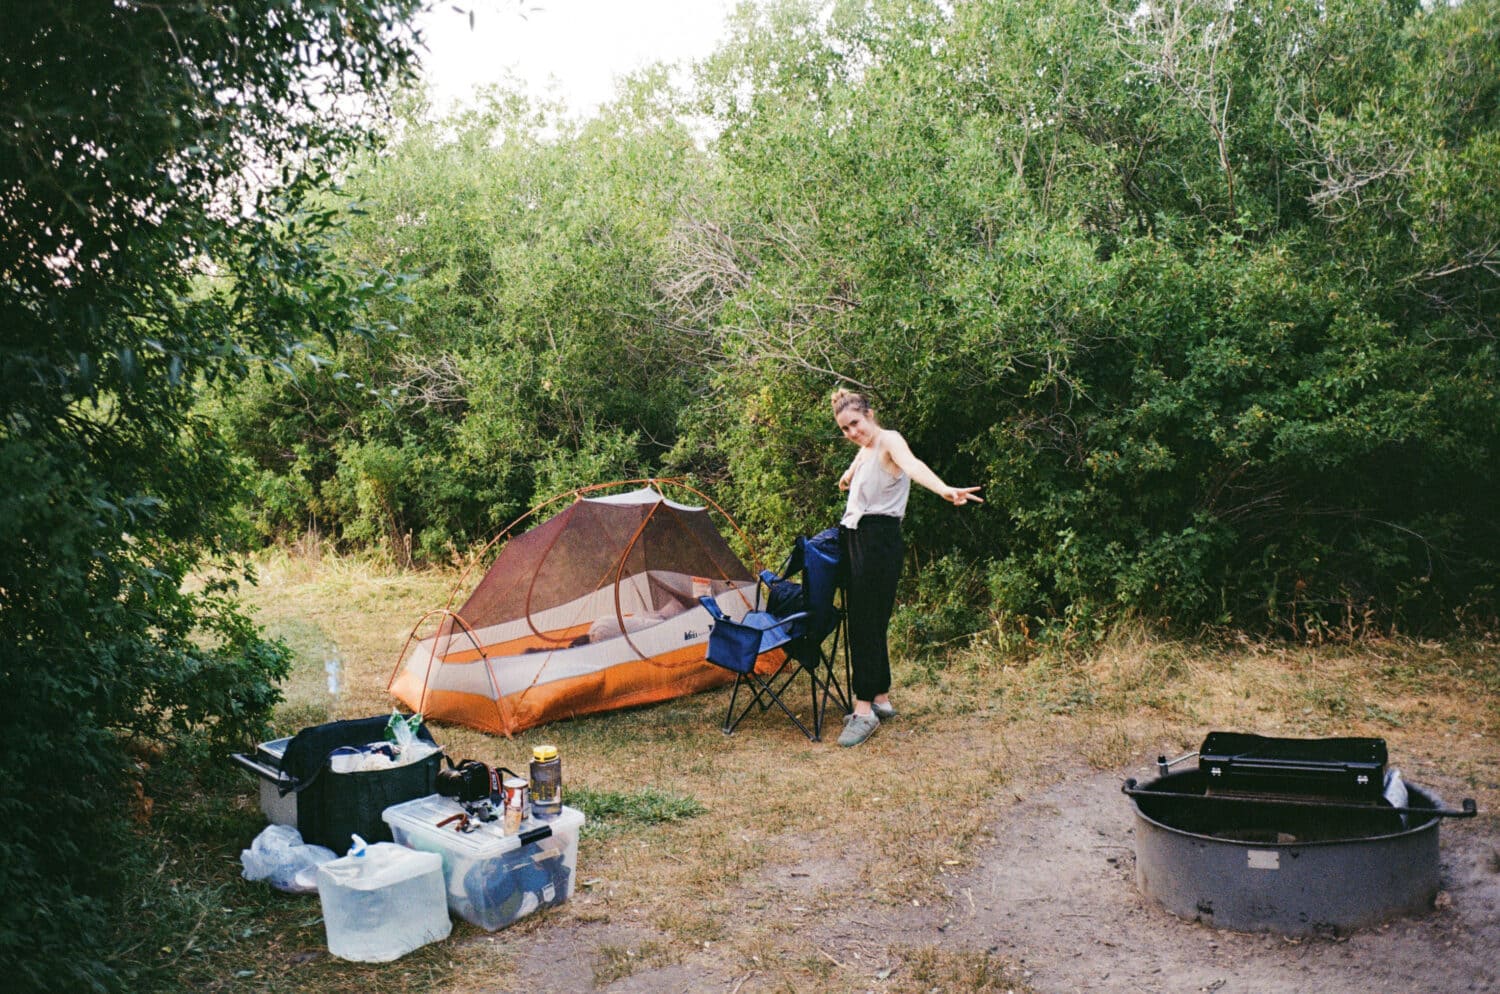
left=768, top=528, right=852, bottom=734
left=698, top=596, right=815, bottom=738
left=699, top=528, right=851, bottom=741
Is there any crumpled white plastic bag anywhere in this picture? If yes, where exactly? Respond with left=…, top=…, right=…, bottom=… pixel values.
left=240, top=823, right=338, bottom=894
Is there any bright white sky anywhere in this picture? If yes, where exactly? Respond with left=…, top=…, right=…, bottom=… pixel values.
left=414, top=0, right=741, bottom=117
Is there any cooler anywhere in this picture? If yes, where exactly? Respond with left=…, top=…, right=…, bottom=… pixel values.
left=231, top=716, right=443, bottom=850
left=233, top=736, right=297, bottom=827
left=382, top=795, right=585, bottom=931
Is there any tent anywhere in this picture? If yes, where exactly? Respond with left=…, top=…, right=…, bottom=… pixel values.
left=389, top=483, right=770, bottom=735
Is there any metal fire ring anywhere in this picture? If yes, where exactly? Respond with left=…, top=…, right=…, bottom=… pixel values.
left=1124, top=769, right=1476, bottom=936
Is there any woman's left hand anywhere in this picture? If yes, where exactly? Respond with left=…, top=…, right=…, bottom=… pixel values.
left=945, top=486, right=983, bottom=507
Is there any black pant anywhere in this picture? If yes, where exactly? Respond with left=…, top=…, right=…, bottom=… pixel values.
left=840, top=515, right=903, bottom=702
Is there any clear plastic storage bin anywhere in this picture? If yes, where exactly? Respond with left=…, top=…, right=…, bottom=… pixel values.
left=382, top=795, right=585, bottom=931
left=315, top=841, right=451, bottom=962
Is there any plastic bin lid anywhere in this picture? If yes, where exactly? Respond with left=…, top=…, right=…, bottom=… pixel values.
left=315, top=842, right=443, bottom=889
left=382, top=795, right=585, bottom=858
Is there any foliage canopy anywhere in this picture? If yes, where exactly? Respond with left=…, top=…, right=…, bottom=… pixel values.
left=0, top=3, right=422, bottom=989
left=249, top=0, right=1497, bottom=642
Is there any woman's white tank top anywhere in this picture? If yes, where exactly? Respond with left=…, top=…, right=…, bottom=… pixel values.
left=841, top=432, right=910, bottom=528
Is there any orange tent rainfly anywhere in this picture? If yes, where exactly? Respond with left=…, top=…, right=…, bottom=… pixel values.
left=389, top=482, right=773, bottom=736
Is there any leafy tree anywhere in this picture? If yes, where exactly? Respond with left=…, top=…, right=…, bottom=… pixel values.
left=220, top=80, right=720, bottom=558
left=0, top=3, right=424, bottom=989
left=685, top=0, right=1499, bottom=636
left=212, top=0, right=1497, bottom=642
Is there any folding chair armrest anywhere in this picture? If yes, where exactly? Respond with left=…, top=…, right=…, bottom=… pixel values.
left=698, top=595, right=727, bottom=620
left=742, top=609, right=808, bottom=632
left=758, top=568, right=786, bottom=585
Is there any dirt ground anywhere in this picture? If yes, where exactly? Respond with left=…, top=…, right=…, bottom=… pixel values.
left=498, top=753, right=1499, bottom=994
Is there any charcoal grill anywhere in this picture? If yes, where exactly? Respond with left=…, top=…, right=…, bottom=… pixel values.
left=1123, top=732, right=1476, bottom=935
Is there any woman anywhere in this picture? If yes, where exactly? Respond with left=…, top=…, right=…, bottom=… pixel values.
left=832, top=388, right=982, bottom=747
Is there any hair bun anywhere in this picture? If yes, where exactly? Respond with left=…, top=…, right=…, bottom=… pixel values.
left=831, top=387, right=870, bottom=416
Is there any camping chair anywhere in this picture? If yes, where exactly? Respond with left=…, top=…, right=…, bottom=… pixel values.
left=698, top=595, right=818, bottom=738
left=698, top=529, right=851, bottom=741
left=761, top=528, right=852, bottom=734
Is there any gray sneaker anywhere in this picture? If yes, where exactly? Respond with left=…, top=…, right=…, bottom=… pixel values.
left=871, top=700, right=898, bottom=720
left=837, top=712, right=880, bottom=747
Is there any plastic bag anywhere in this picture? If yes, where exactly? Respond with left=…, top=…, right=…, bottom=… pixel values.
left=240, top=824, right=338, bottom=894
left=1384, top=768, right=1409, bottom=828
left=384, top=709, right=439, bottom=766
left=328, top=743, right=399, bottom=773
left=384, top=709, right=422, bottom=749
left=1383, top=768, right=1408, bottom=808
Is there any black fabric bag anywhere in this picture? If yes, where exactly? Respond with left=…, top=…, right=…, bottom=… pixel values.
left=278, top=716, right=442, bottom=852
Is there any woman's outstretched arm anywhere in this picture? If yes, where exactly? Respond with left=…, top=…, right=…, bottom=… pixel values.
left=879, top=431, right=983, bottom=506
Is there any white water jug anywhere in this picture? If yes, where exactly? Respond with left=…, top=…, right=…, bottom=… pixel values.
left=316, top=836, right=451, bottom=962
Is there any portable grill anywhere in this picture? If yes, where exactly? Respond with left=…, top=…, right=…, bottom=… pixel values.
left=1197, top=732, right=1387, bottom=803
left=1123, top=731, right=1477, bottom=935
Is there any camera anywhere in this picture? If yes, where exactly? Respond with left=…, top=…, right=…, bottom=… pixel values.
left=437, top=758, right=492, bottom=804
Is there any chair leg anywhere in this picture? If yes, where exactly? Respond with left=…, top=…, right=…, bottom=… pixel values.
left=811, top=654, right=843, bottom=739
left=809, top=621, right=852, bottom=730
left=722, top=665, right=819, bottom=741
left=724, top=673, right=767, bottom=735
left=722, top=675, right=744, bottom=734
left=749, top=672, right=818, bottom=740
left=809, top=659, right=822, bottom=740
left=831, top=617, right=853, bottom=713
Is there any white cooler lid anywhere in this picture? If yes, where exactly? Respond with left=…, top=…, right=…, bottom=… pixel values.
left=382, top=794, right=585, bottom=858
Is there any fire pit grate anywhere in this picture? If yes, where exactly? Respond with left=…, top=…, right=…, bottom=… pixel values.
left=1198, top=731, right=1388, bottom=803
left=1123, top=733, right=1476, bottom=935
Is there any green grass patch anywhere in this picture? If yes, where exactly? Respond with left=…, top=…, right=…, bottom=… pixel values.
left=569, top=785, right=707, bottom=839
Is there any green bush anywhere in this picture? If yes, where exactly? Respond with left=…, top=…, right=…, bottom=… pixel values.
left=218, top=0, right=1499, bottom=639
left=0, top=3, right=421, bottom=988
left=891, top=555, right=992, bottom=658
left=690, top=0, right=1499, bottom=637
left=219, top=90, right=718, bottom=557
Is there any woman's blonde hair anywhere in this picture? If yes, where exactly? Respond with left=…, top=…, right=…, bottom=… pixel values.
left=830, top=387, right=871, bottom=417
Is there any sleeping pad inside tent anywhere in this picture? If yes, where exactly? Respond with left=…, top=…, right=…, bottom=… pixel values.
left=389, top=486, right=773, bottom=735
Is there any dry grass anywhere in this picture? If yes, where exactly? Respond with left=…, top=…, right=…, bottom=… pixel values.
left=154, top=552, right=1500, bottom=994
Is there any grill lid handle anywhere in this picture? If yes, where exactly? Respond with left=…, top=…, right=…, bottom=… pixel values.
left=1156, top=751, right=1200, bottom=778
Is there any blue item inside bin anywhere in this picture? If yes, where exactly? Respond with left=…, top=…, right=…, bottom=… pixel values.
left=463, top=849, right=572, bottom=919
